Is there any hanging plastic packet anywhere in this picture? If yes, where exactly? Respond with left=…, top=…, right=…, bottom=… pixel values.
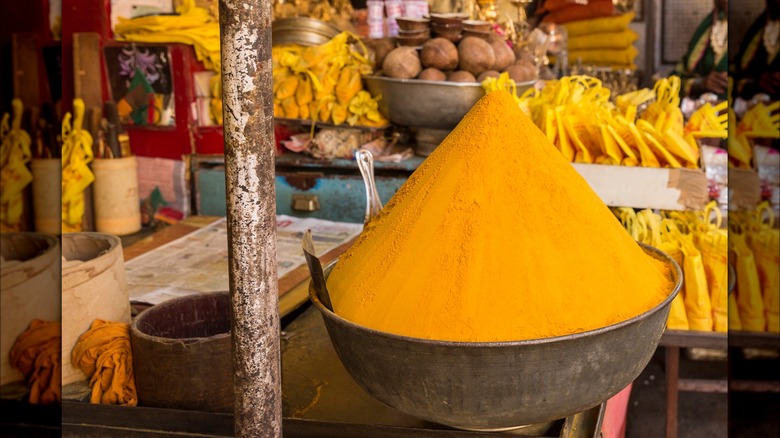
left=688, top=202, right=729, bottom=332
left=729, top=224, right=766, bottom=332
left=663, top=216, right=713, bottom=331
left=0, top=99, right=33, bottom=232
left=749, top=203, right=779, bottom=333
left=61, top=99, right=95, bottom=232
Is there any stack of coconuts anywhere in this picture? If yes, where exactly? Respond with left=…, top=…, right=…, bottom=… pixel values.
left=378, top=34, right=538, bottom=84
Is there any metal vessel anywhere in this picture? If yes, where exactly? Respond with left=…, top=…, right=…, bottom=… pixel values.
left=364, top=75, right=535, bottom=130
left=310, top=244, right=681, bottom=430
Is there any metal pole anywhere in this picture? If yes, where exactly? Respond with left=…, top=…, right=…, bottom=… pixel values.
left=218, top=0, right=281, bottom=436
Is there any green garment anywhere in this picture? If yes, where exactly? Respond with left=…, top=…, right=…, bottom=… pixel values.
left=671, top=10, right=728, bottom=99
left=733, top=10, right=780, bottom=99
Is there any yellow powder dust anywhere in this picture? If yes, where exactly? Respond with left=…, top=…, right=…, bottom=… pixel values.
left=327, top=90, right=673, bottom=342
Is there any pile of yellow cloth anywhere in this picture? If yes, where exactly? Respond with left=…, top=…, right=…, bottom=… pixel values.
left=113, top=0, right=220, bottom=72
left=71, top=319, right=137, bottom=406
left=9, top=320, right=61, bottom=404
left=563, top=13, right=638, bottom=70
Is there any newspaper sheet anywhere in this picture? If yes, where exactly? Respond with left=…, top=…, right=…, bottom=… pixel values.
left=126, top=215, right=362, bottom=305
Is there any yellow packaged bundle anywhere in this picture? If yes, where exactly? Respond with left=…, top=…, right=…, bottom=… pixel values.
left=568, top=46, right=639, bottom=70
left=0, top=99, right=33, bottom=232
left=328, top=91, right=673, bottom=342
left=519, top=75, right=700, bottom=169
left=61, top=99, right=95, bottom=232
left=567, top=30, right=639, bottom=51
left=562, top=13, right=635, bottom=37
left=272, top=32, right=387, bottom=127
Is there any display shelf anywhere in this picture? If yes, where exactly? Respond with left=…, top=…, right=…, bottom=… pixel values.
left=572, top=164, right=710, bottom=211
left=659, top=329, right=779, bottom=438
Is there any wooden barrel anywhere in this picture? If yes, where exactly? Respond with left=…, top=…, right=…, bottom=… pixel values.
left=62, top=233, right=131, bottom=385
left=130, top=291, right=232, bottom=412
left=0, top=233, right=61, bottom=385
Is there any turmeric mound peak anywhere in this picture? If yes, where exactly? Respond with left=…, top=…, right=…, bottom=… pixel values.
left=327, top=90, right=673, bottom=342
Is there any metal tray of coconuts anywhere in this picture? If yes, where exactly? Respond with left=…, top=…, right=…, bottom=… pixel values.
left=366, top=32, right=538, bottom=132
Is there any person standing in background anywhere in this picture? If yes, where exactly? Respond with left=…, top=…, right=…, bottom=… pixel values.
left=673, top=0, right=729, bottom=99
left=734, top=0, right=780, bottom=99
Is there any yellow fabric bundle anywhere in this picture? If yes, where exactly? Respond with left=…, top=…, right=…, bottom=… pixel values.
left=114, top=0, right=220, bottom=72
left=563, top=13, right=637, bottom=68
left=562, top=13, right=635, bottom=37
left=71, top=319, right=138, bottom=406
left=9, top=320, right=61, bottom=405
left=567, top=30, right=638, bottom=51
left=568, top=46, right=639, bottom=69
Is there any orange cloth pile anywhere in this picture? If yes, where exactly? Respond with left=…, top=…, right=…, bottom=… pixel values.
left=71, top=319, right=137, bottom=406
left=9, top=319, right=62, bottom=404
left=539, top=0, right=614, bottom=24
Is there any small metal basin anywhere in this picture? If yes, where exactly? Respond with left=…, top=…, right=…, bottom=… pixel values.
left=310, top=243, right=681, bottom=430
left=363, top=75, right=535, bottom=130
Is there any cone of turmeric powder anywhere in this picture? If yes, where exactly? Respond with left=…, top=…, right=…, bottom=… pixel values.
left=327, top=90, right=674, bottom=342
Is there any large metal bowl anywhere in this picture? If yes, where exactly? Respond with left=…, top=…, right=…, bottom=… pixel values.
left=364, top=75, right=535, bottom=130
left=272, top=17, right=342, bottom=47
left=310, top=243, right=681, bottom=430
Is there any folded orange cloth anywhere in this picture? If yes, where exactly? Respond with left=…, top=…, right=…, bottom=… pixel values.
left=541, top=0, right=614, bottom=24
left=71, top=319, right=137, bottom=406
left=9, top=319, right=62, bottom=404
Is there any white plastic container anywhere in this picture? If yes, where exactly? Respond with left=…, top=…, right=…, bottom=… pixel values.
left=0, top=233, right=61, bottom=385
left=61, top=232, right=131, bottom=385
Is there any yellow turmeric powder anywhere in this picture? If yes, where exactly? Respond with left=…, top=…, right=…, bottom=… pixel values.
left=327, top=90, right=674, bottom=342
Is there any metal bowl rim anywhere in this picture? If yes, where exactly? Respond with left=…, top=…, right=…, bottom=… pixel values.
left=310, top=242, right=682, bottom=347
left=364, top=74, right=536, bottom=89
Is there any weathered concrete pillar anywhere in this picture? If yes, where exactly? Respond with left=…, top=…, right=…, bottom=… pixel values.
left=218, top=0, right=281, bottom=436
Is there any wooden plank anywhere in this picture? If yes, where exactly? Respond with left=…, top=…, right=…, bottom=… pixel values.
left=660, top=330, right=728, bottom=349
left=729, top=331, right=780, bottom=350
left=11, top=33, right=40, bottom=106
left=72, top=32, right=104, bottom=110
left=730, top=380, right=780, bottom=393
left=677, top=378, right=728, bottom=393
left=122, top=216, right=221, bottom=261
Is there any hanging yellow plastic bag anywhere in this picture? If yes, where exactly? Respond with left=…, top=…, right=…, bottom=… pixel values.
left=0, top=99, right=33, bottom=231
left=614, top=209, right=688, bottom=330
left=663, top=218, right=712, bottom=331
left=728, top=291, right=742, bottom=330
left=691, top=203, right=728, bottom=332
left=749, top=204, right=779, bottom=333
left=730, top=232, right=766, bottom=332
left=61, top=99, right=95, bottom=232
